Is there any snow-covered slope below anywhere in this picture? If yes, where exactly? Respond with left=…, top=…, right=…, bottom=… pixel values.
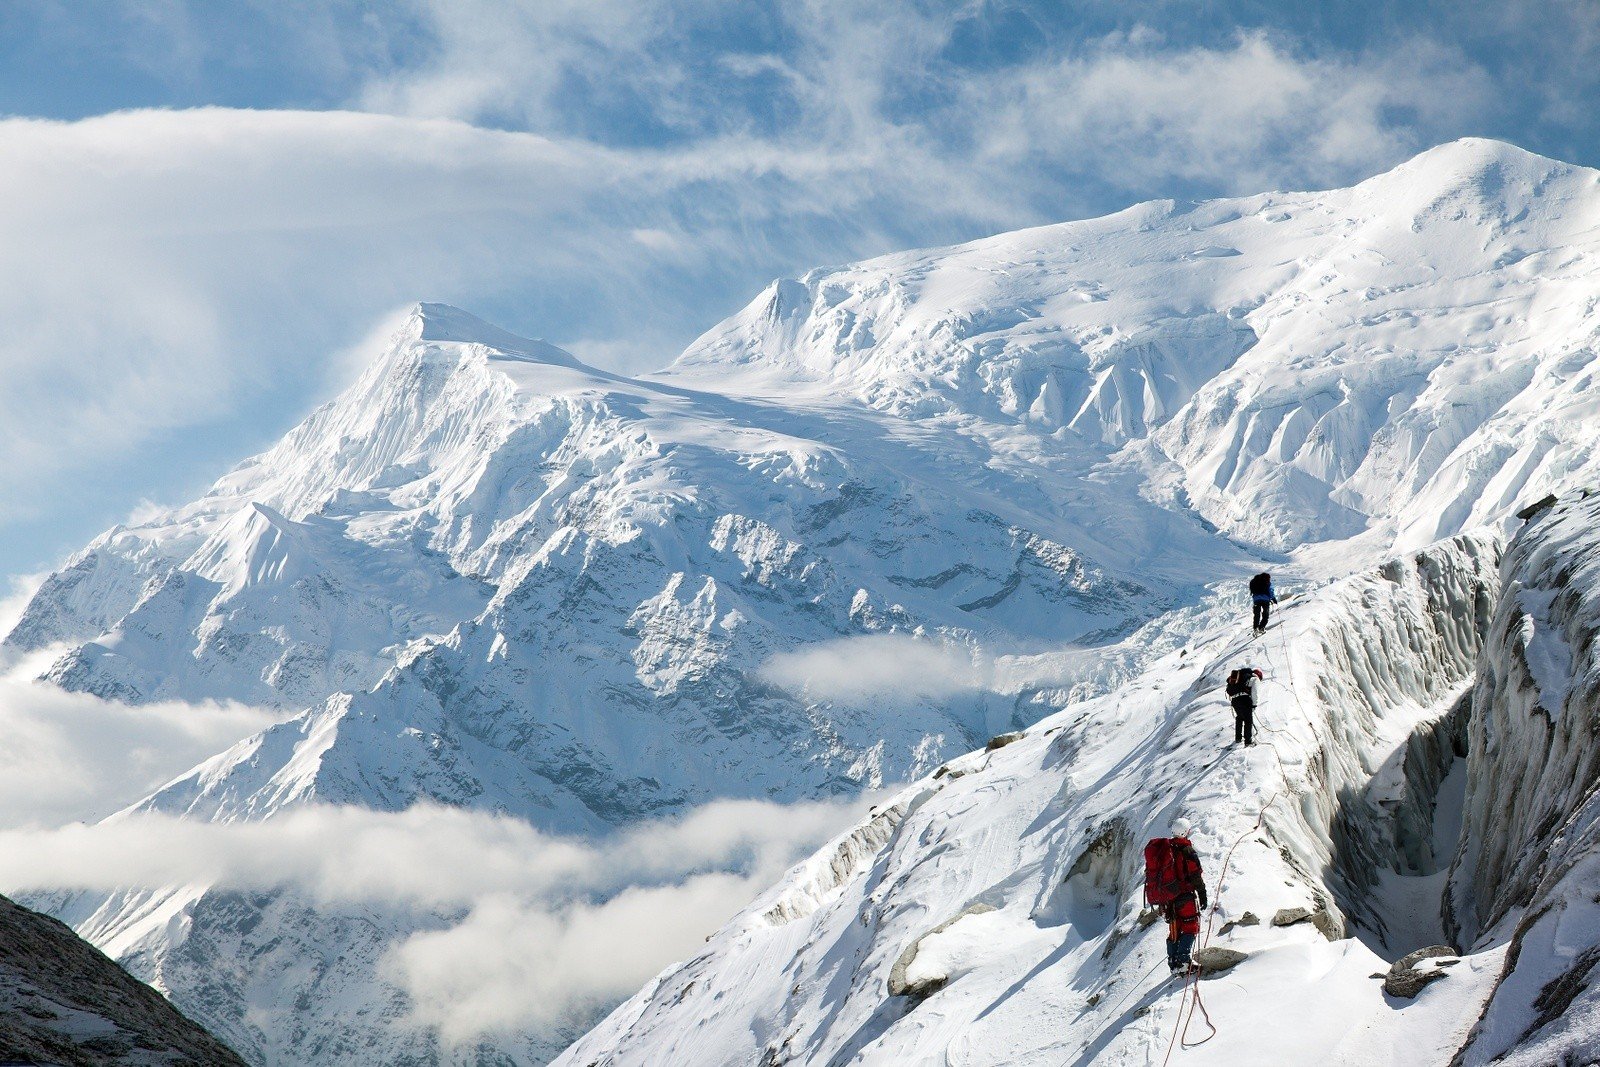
left=560, top=534, right=1505, bottom=1066
left=11, top=137, right=1600, bottom=1065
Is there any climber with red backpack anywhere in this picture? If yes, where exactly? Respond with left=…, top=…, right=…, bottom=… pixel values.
left=1144, top=818, right=1208, bottom=976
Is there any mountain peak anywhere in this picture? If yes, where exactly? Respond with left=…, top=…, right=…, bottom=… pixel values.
left=399, top=302, right=582, bottom=368
left=1359, top=136, right=1577, bottom=201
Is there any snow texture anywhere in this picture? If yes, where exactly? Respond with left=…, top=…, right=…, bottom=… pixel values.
left=559, top=535, right=1505, bottom=1066
left=1447, top=490, right=1600, bottom=1066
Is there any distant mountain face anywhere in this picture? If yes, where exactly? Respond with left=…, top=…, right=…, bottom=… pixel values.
left=9, top=137, right=1600, bottom=1064
left=0, top=891, right=247, bottom=1066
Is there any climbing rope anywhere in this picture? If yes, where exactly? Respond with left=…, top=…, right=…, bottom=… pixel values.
left=1158, top=594, right=1317, bottom=1063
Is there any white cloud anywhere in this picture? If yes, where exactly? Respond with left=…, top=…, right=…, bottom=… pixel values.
left=966, top=30, right=1494, bottom=195
left=0, top=793, right=870, bottom=1040
left=761, top=633, right=994, bottom=703
left=0, top=660, right=287, bottom=828
left=0, top=571, right=46, bottom=644
left=0, top=796, right=861, bottom=904
left=760, top=632, right=1128, bottom=705
left=390, top=875, right=780, bottom=1036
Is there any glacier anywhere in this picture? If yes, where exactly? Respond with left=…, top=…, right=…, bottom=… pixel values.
left=9, top=136, right=1600, bottom=1064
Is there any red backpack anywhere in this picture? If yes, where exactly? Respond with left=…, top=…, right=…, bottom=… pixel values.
left=1144, top=838, right=1191, bottom=905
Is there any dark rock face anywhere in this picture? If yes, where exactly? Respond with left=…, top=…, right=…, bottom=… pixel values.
left=1384, top=946, right=1458, bottom=999
left=0, top=893, right=248, bottom=1066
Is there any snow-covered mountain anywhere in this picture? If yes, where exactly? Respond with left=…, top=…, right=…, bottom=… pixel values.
left=10, top=136, right=1600, bottom=1064
left=560, top=531, right=1504, bottom=1065
left=561, top=492, right=1600, bottom=1067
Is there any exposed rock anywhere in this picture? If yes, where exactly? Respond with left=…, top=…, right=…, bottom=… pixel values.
left=986, top=731, right=1026, bottom=752
left=1384, top=946, right=1458, bottom=999
left=1192, top=947, right=1248, bottom=975
left=1310, top=910, right=1345, bottom=941
left=0, top=892, right=247, bottom=1066
left=1516, top=494, right=1558, bottom=521
left=1272, top=907, right=1313, bottom=927
left=1219, top=911, right=1260, bottom=935
left=888, top=904, right=997, bottom=999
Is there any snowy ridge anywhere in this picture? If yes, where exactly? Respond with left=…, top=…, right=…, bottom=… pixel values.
left=559, top=534, right=1505, bottom=1066
left=675, top=138, right=1600, bottom=554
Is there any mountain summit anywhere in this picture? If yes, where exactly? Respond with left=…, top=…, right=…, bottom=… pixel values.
left=12, top=138, right=1600, bottom=1064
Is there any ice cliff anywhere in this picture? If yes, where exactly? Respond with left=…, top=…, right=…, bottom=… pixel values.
left=1446, top=491, right=1600, bottom=1065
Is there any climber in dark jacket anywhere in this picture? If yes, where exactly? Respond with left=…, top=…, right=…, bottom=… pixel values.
left=1227, top=666, right=1264, bottom=746
left=1163, top=818, right=1207, bottom=974
left=1249, top=572, right=1278, bottom=632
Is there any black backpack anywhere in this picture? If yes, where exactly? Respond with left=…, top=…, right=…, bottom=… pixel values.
left=1226, top=669, right=1253, bottom=698
left=1249, top=572, right=1271, bottom=596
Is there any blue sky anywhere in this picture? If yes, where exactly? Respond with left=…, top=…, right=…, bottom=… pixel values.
left=0, top=0, right=1597, bottom=596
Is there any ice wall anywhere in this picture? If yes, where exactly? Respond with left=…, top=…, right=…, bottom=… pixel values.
left=1448, top=492, right=1600, bottom=1064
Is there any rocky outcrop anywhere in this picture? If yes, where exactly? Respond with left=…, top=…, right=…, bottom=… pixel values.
left=1192, top=947, right=1248, bottom=975
left=1384, top=946, right=1458, bottom=999
left=0, top=892, right=246, bottom=1066
left=888, top=905, right=997, bottom=999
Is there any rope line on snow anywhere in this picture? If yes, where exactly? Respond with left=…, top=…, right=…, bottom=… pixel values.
left=1158, top=594, right=1318, bottom=1063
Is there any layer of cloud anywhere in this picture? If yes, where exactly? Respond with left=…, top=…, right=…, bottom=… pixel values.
left=0, top=794, right=869, bottom=1037
left=391, top=876, right=767, bottom=1039
left=759, top=630, right=1131, bottom=707
left=761, top=633, right=995, bottom=703
left=0, top=651, right=286, bottom=828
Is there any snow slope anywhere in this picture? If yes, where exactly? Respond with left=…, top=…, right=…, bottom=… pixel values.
left=559, top=534, right=1505, bottom=1066
left=675, top=137, right=1600, bottom=555
left=11, top=137, right=1600, bottom=1063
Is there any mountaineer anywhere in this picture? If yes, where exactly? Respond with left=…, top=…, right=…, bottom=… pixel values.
left=1227, top=665, right=1264, bottom=747
left=1249, top=572, right=1278, bottom=632
left=1144, top=818, right=1208, bottom=976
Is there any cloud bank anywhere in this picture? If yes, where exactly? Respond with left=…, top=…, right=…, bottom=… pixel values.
left=0, top=647, right=286, bottom=829
left=0, top=795, right=870, bottom=1038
